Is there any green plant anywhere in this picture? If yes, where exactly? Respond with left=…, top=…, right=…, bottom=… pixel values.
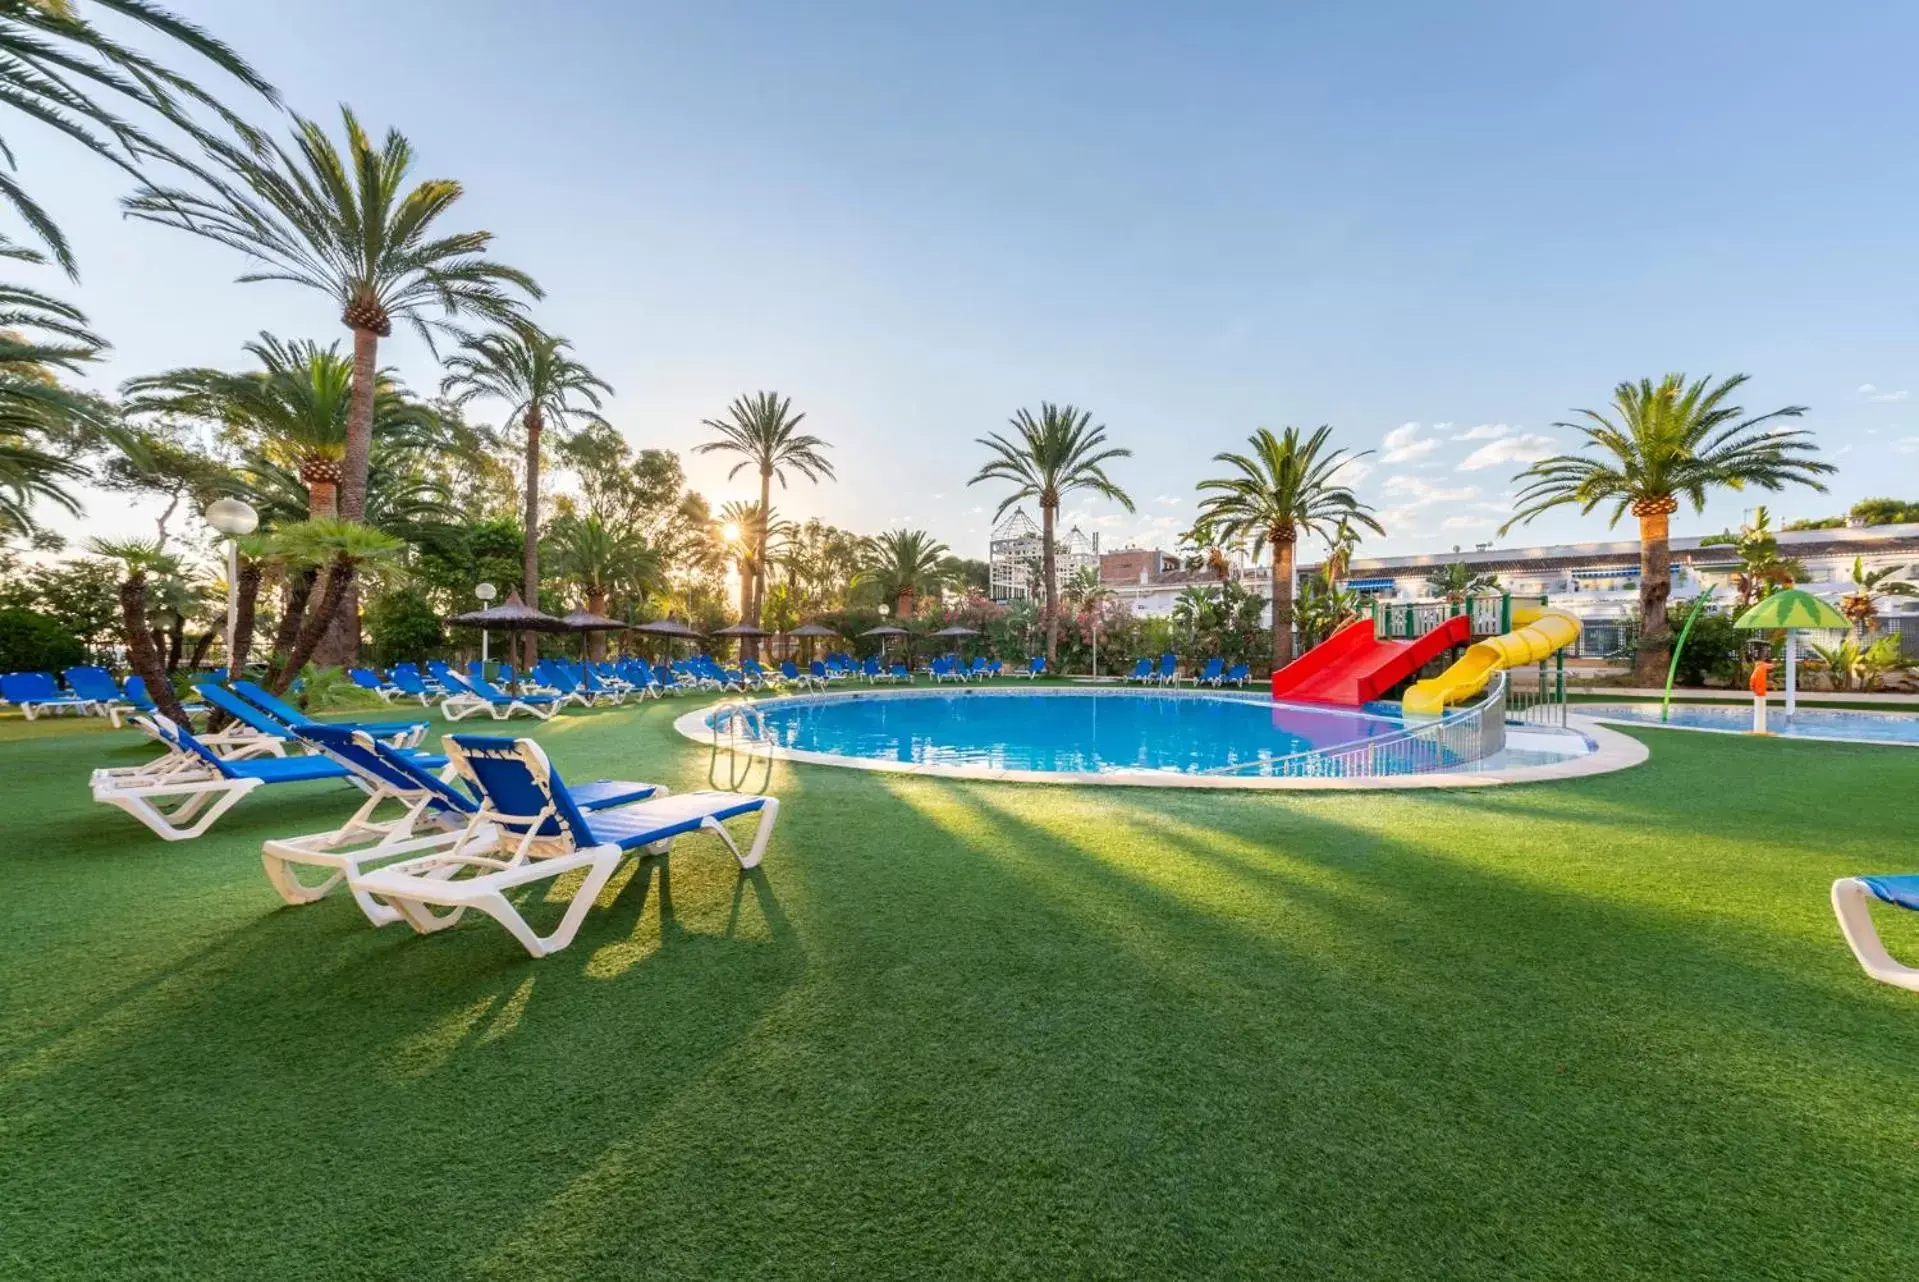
left=1837, top=556, right=1914, bottom=636
left=442, top=321, right=611, bottom=665
left=1424, top=561, right=1500, bottom=603
left=1663, top=601, right=1742, bottom=687
left=364, top=587, right=445, bottom=667
left=1700, top=506, right=1805, bottom=610
left=1505, top=375, right=1833, bottom=683
left=695, top=392, right=833, bottom=654
left=1192, top=425, right=1380, bottom=668
left=854, top=529, right=951, bottom=619
left=0, top=607, right=83, bottom=673
left=1809, top=635, right=1916, bottom=692
left=124, top=106, right=539, bottom=523
left=969, top=403, right=1133, bottom=666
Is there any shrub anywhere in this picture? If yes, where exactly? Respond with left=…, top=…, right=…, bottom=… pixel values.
left=1665, top=602, right=1742, bottom=687
left=0, top=607, right=85, bottom=674
left=365, top=588, right=446, bottom=667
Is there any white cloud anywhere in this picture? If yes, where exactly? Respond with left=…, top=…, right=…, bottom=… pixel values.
left=1860, top=382, right=1910, bottom=403
left=1381, top=474, right=1479, bottom=504
left=1330, top=456, right=1374, bottom=485
left=1380, top=422, right=1439, bottom=463
left=1451, top=423, right=1513, bottom=441
left=1457, top=433, right=1559, bottom=471
left=969, top=505, right=984, bottom=515
left=1153, top=493, right=1182, bottom=506
left=1441, top=514, right=1492, bottom=531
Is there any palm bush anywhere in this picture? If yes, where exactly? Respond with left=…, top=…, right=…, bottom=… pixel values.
left=854, top=529, right=951, bottom=618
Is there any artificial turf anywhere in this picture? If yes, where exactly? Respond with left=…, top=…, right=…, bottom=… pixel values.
left=2, top=698, right=1918, bottom=1279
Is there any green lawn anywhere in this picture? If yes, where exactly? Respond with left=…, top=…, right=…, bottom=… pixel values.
left=3, top=700, right=1918, bottom=1279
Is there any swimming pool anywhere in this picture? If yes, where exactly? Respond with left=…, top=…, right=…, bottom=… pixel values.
left=1583, top=702, right=1919, bottom=746
left=745, top=688, right=1418, bottom=777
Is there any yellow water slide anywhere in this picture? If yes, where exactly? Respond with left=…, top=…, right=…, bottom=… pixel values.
left=1401, top=605, right=1581, bottom=716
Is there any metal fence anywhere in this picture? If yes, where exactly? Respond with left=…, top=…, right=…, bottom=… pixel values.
left=1506, top=657, right=1569, bottom=727
left=1207, top=673, right=1509, bottom=778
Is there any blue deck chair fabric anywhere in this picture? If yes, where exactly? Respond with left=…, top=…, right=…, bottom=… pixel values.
left=387, top=669, right=437, bottom=705
left=64, top=666, right=128, bottom=708
left=229, top=679, right=428, bottom=744
left=1196, top=657, right=1225, bottom=686
left=2, top=670, right=98, bottom=717
left=1128, top=658, right=1152, bottom=683
left=1226, top=663, right=1250, bottom=687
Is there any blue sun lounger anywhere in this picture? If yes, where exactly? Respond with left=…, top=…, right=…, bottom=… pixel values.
left=261, top=724, right=660, bottom=925
left=228, top=679, right=429, bottom=747
left=2, top=670, right=100, bottom=719
left=347, top=734, right=782, bottom=956
left=91, top=714, right=446, bottom=842
left=439, top=672, right=559, bottom=721
left=1833, top=875, right=1919, bottom=991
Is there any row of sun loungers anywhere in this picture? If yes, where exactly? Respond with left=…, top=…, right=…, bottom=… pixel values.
left=89, top=688, right=782, bottom=956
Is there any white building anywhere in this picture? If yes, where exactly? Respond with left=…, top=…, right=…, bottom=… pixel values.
left=989, top=507, right=1100, bottom=603
left=1099, top=523, right=1919, bottom=656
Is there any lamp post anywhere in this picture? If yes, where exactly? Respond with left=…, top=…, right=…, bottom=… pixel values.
left=204, top=497, right=259, bottom=677
left=474, top=581, right=497, bottom=665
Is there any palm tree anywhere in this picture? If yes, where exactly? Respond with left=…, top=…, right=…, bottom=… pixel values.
left=1424, top=560, right=1501, bottom=603
left=88, top=536, right=186, bottom=723
left=1838, top=556, right=1915, bottom=636
left=855, top=529, right=951, bottom=619
left=124, top=334, right=440, bottom=519
left=124, top=106, right=540, bottom=523
left=1504, top=374, right=1834, bottom=683
left=1192, top=426, right=1382, bottom=668
left=0, top=245, right=122, bottom=537
left=441, top=321, right=609, bottom=667
left=1700, top=506, right=1807, bottom=611
left=262, top=518, right=403, bottom=693
left=545, top=513, right=661, bottom=660
left=969, top=403, right=1133, bottom=665
left=0, top=0, right=276, bottom=275
left=695, top=392, right=833, bottom=656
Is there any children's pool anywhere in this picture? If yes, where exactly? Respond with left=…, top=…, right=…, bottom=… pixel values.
left=1582, top=702, right=1919, bottom=746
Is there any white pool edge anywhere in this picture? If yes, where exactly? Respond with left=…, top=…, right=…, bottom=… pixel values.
left=670, top=690, right=1649, bottom=790
left=1581, top=706, right=1919, bottom=749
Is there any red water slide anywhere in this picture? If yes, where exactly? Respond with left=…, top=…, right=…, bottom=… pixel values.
left=1269, top=615, right=1471, bottom=705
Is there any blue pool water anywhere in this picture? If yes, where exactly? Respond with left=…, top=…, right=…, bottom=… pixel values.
left=748, top=689, right=1417, bottom=776
left=1583, top=702, right=1919, bottom=746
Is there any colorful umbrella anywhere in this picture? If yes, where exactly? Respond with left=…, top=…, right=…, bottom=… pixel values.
left=1733, top=588, right=1849, bottom=717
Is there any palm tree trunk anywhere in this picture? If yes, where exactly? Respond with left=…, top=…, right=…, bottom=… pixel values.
left=1272, top=528, right=1298, bottom=669
left=166, top=614, right=185, bottom=671
left=269, top=558, right=356, bottom=695
left=1635, top=506, right=1674, bottom=685
left=118, top=573, right=188, bottom=724
left=272, top=568, right=315, bottom=662
left=230, top=560, right=262, bottom=679
left=587, top=587, right=608, bottom=662
left=303, top=459, right=339, bottom=520
left=186, top=632, right=216, bottom=671
left=750, top=467, right=772, bottom=661
left=1042, top=501, right=1059, bottom=666
left=522, top=407, right=543, bottom=672
left=341, top=328, right=378, bottom=522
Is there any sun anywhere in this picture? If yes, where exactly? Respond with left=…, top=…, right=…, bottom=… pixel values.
left=721, top=521, right=742, bottom=543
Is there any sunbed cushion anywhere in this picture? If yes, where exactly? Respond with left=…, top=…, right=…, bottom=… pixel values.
left=1860, top=875, right=1919, bottom=912
left=579, top=793, right=767, bottom=850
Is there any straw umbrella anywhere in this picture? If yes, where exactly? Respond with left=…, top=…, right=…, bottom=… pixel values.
left=632, top=617, right=702, bottom=664
left=446, top=590, right=567, bottom=676
left=862, top=622, right=908, bottom=664
left=789, top=620, right=839, bottom=665
left=558, top=607, right=627, bottom=663
left=1733, top=588, right=1849, bottom=717
left=931, top=623, right=980, bottom=665
left=713, top=622, right=772, bottom=664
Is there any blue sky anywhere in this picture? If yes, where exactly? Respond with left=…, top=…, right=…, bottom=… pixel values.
left=30, top=0, right=1919, bottom=562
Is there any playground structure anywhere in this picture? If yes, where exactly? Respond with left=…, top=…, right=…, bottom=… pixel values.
left=1273, top=593, right=1579, bottom=721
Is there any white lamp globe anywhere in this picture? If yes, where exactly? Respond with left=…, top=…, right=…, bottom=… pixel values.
left=475, top=581, right=498, bottom=603
left=205, top=497, right=259, bottom=537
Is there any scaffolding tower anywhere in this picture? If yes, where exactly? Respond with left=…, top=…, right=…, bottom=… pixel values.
left=989, top=507, right=1100, bottom=602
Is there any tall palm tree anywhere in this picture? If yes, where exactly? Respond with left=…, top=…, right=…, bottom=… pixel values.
left=1503, top=374, right=1833, bottom=683
left=124, top=106, right=540, bottom=523
left=1192, top=426, right=1381, bottom=668
left=968, top=403, right=1133, bottom=665
left=695, top=392, right=833, bottom=656
left=124, top=334, right=439, bottom=518
left=441, top=321, right=609, bottom=668
left=855, top=529, right=951, bottom=619
left=0, top=0, right=276, bottom=276
left=715, top=500, right=793, bottom=623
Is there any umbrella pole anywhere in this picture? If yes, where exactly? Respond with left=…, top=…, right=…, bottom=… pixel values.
left=1785, top=630, right=1797, bottom=718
